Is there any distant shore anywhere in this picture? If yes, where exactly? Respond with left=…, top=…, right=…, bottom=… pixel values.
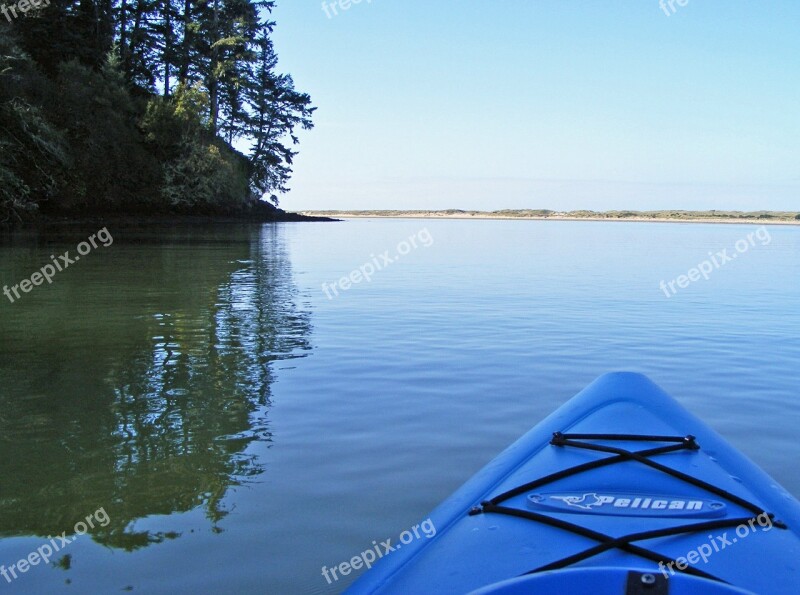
left=299, top=209, right=800, bottom=226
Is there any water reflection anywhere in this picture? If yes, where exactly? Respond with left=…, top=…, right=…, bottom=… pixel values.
left=0, top=224, right=312, bottom=550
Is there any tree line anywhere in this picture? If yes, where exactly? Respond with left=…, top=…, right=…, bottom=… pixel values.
left=1, top=0, right=314, bottom=223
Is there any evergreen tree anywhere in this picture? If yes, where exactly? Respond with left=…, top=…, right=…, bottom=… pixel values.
left=2, top=0, right=314, bottom=222
left=243, top=24, right=314, bottom=203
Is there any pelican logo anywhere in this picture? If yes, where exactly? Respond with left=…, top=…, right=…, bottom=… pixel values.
left=527, top=492, right=727, bottom=518
left=549, top=493, right=606, bottom=510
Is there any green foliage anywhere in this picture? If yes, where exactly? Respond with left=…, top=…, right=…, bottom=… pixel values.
left=0, top=99, right=67, bottom=223
left=1, top=0, right=313, bottom=225
left=243, top=30, right=314, bottom=202
left=174, top=83, right=211, bottom=126
left=47, top=57, right=161, bottom=212
left=141, top=83, right=210, bottom=157
left=162, top=138, right=250, bottom=211
left=0, top=27, right=69, bottom=223
left=141, top=85, right=250, bottom=212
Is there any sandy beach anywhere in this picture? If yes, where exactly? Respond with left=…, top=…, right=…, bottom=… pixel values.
left=299, top=210, right=800, bottom=226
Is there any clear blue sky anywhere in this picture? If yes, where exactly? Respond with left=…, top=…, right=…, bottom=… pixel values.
left=270, top=1, right=800, bottom=211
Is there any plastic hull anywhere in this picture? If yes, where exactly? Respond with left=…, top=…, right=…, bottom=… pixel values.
left=347, top=372, right=800, bottom=594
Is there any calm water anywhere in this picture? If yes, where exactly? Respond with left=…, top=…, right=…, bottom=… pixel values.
left=0, top=219, right=798, bottom=593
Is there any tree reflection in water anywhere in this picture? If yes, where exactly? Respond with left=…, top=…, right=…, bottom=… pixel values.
left=0, top=224, right=312, bottom=550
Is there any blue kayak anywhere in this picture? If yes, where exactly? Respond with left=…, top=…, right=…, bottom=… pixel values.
left=347, top=372, right=800, bottom=594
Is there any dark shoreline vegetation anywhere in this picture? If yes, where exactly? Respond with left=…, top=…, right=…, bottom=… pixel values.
left=1, top=1, right=324, bottom=228
left=302, top=209, right=800, bottom=223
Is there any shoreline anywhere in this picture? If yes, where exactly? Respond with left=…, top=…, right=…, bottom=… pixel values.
left=299, top=211, right=800, bottom=226
left=1, top=211, right=338, bottom=231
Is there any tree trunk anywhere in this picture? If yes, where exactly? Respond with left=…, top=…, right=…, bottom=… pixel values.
left=177, top=0, right=192, bottom=84
left=126, top=1, right=146, bottom=78
left=163, top=0, right=171, bottom=96
left=209, top=0, right=220, bottom=133
left=119, top=0, right=128, bottom=66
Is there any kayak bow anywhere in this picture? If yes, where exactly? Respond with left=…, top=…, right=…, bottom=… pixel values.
left=347, top=372, right=800, bottom=594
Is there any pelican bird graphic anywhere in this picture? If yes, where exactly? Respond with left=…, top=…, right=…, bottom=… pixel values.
left=550, top=493, right=605, bottom=510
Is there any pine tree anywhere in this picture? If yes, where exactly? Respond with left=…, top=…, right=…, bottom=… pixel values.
left=242, top=23, right=314, bottom=203
left=4, top=0, right=315, bottom=216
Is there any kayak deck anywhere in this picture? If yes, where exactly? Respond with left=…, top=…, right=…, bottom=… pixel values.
left=347, top=373, right=800, bottom=594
